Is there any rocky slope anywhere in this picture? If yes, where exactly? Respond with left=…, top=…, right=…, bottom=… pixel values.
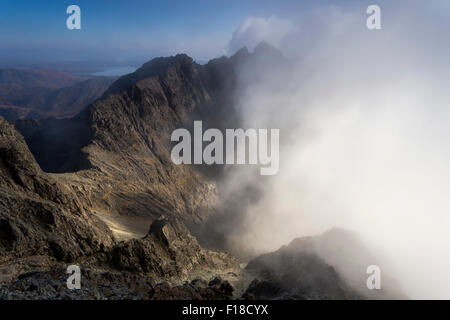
left=0, top=115, right=240, bottom=297
left=0, top=117, right=115, bottom=267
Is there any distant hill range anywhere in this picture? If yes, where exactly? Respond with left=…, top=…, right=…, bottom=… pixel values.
left=0, top=68, right=115, bottom=120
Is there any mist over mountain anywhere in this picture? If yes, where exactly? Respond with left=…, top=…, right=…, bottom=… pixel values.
left=243, top=228, right=406, bottom=300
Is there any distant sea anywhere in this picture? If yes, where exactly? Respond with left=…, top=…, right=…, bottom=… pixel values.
left=87, top=66, right=137, bottom=77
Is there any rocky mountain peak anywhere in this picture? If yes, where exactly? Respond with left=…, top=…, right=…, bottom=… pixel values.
left=104, top=54, right=197, bottom=96
left=230, top=46, right=250, bottom=60
left=253, top=40, right=285, bottom=60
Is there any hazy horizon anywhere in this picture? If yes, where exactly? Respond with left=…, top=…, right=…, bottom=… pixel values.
left=1, top=0, right=386, bottom=66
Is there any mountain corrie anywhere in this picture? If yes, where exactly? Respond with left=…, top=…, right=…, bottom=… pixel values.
left=171, top=120, right=279, bottom=175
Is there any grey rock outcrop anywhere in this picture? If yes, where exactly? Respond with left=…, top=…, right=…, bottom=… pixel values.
left=110, top=216, right=240, bottom=282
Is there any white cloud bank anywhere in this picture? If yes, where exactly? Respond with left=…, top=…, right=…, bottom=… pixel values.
left=221, top=1, right=450, bottom=299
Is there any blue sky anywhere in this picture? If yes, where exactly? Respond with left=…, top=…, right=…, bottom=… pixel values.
left=0, top=0, right=365, bottom=65
left=0, top=0, right=440, bottom=66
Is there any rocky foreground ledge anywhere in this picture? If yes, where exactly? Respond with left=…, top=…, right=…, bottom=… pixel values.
left=0, top=214, right=241, bottom=300
left=0, top=266, right=235, bottom=300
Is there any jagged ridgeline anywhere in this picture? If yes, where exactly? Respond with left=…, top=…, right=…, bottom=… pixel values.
left=13, top=42, right=287, bottom=229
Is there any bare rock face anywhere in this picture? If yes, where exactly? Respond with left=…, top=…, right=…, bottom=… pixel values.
left=0, top=117, right=115, bottom=264
left=110, top=216, right=240, bottom=283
